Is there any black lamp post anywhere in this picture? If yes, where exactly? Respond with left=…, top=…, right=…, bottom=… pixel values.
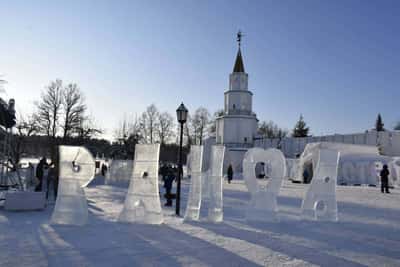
left=175, top=102, right=188, bottom=216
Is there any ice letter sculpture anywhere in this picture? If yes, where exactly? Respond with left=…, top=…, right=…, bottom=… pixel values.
left=301, top=149, right=340, bottom=221
left=105, top=160, right=134, bottom=187
left=207, top=145, right=225, bottom=222
left=118, top=144, right=163, bottom=224
left=184, top=145, right=203, bottom=221
left=243, top=148, right=286, bottom=222
left=51, top=146, right=95, bottom=226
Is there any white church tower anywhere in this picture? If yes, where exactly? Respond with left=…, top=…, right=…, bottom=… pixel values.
left=215, top=32, right=258, bottom=171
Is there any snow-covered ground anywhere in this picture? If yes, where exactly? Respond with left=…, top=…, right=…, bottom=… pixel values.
left=1, top=178, right=400, bottom=267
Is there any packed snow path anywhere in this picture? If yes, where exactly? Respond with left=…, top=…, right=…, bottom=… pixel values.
left=1, top=179, right=400, bottom=267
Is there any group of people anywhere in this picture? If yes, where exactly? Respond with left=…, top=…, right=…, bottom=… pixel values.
left=34, top=156, right=58, bottom=200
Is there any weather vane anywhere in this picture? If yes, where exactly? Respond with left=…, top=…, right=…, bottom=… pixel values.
left=237, top=30, right=243, bottom=47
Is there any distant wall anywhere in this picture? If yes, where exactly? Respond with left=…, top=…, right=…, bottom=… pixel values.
left=254, top=131, right=400, bottom=158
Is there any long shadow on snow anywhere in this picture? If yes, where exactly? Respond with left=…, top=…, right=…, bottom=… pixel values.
left=187, top=220, right=367, bottom=267
left=48, top=213, right=261, bottom=267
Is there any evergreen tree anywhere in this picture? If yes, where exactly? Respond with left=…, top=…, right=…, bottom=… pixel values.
left=375, top=113, right=385, bottom=131
left=292, top=114, right=309, bottom=137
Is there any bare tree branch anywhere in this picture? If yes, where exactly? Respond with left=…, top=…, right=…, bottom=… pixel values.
left=62, top=83, right=87, bottom=139
left=157, top=112, right=175, bottom=145
left=35, top=79, right=63, bottom=138
left=139, top=104, right=159, bottom=144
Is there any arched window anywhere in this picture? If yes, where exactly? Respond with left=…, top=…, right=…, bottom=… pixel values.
left=233, top=104, right=236, bottom=110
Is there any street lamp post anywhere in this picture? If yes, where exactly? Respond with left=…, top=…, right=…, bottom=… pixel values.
left=176, top=102, right=188, bottom=216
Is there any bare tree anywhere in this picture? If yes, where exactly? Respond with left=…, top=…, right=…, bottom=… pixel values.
left=182, top=114, right=193, bottom=147
left=114, top=115, right=130, bottom=143
left=258, top=120, right=287, bottom=139
left=157, top=112, right=175, bottom=145
left=208, top=109, right=224, bottom=135
left=114, top=115, right=141, bottom=142
left=113, top=115, right=142, bottom=158
left=139, top=104, right=159, bottom=144
left=10, top=113, right=39, bottom=165
left=15, top=114, right=40, bottom=137
left=74, top=116, right=102, bottom=140
left=191, top=107, right=210, bottom=145
left=62, top=83, right=87, bottom=139
left=35, top=79, right=63, bottom=137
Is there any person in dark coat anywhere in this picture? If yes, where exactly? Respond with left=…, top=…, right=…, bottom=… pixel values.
left=163, top=169, right=175, bottom=206
left=35, top=157, right=48, bottom=192
left=380, top=164, right=390, bottom=193
left=227, top=164, right=233, bottom=184
left=160, top=163, right=168, bottom=181
left=101, top=163, right=108, bottom=176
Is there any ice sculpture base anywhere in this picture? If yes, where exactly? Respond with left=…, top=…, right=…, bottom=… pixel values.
left=51, top=180, right=88, bottom=226
left=246, top=191, right=280, bottom=222
left=208, top=208, right=223, bottom=223
left=301, top=194, right=338, bottom=221
left=184, top=208, right=200, bottom=221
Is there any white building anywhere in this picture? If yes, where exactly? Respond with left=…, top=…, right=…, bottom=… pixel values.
left=210, top=44, right=258, bottom=173
left=203, top=37, right=400, bottom=177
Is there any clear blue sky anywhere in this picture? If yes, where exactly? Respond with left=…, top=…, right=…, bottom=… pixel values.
left=1, top=0, right=399, bottom=139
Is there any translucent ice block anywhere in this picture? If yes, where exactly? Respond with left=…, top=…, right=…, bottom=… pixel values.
left=105, top=160, right=134, bottom=187
left=184, top=146, right=203, bottom=221
left=57, top=146, right=96, bottom=188
left=118, top=144, right=163, bottom=224
left=243, top=148, right=286, bottom=222
left=286, top=159, right=299, bottom=179
left=207, top=145, right=225, bottom=223
left=51, top=146, right=94, bottom=226
left=301, top=149, right=340, bottom=221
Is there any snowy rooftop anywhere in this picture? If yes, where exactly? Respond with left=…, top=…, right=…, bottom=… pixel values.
left=1, top=179, right=399, bottom=267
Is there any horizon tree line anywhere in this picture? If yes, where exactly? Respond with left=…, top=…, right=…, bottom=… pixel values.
left=10, top=79, right=400, bottom=163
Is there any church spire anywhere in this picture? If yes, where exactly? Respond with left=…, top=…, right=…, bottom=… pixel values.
left=233, top=31, right=245, bottom=73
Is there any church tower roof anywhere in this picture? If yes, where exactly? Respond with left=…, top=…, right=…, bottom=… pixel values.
left=233, top=48, right=245, bottom=73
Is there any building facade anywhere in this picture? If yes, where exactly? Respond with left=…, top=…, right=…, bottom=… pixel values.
left=213, top=46, right=258, bottom=172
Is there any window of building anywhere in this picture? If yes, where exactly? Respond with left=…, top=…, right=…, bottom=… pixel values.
left=244, top=137, right=247, bottom=143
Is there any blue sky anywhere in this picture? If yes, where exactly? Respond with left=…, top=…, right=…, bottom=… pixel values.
left=1, top=0, right=399, bottom=139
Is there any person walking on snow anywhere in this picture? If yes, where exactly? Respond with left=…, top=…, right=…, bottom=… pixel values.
left=163, top=168, right=175, bottom=206
left=227, top=164, right=233, bottom=184
left=35, top=157, right=48, bottom=192
left=380, top=164, right=390, bottom=194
